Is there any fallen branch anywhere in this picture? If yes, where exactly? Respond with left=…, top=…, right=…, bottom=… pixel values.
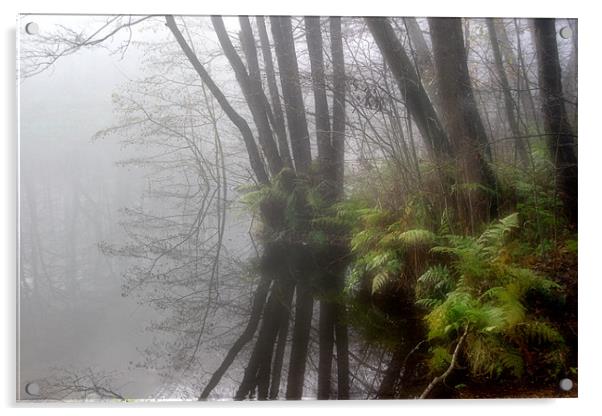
left=419, top=326, right=468, bottom=399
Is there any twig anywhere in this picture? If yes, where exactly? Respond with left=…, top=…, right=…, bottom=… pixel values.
left=419, top=326, right=468, bottom=399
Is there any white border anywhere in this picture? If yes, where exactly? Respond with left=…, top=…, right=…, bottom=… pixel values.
left=3, top=1, right=600, bottom=415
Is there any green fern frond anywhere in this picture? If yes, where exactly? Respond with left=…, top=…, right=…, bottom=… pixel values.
left=372, top=271, right=391, bottom=294
left=396, top=229, right=437, bottom=247
left=516, top=321, right=564, bottom=345
left=497, top=349, right=525, bottom=378
left=478, top=212, right=519, bottom=254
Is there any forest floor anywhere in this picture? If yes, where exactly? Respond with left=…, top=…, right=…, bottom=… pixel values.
left=453, top=380, right=578, bottom=399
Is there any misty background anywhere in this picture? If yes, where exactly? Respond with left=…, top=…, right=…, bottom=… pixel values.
left=17, top=14, right=577, bottom=401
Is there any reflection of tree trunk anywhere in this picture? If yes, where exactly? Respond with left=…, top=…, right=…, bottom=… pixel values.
left=317, top=297, right=335, bottom=399
left=286, top=281, right=314, bottom=399
left=377, top=348, right=404, bottom=399
left=533, top=18, right=578, bottom=227
left=376, top=316, right=425, bottom=399
left=269, top=285, right=294, bottom=399
left=237, top=278, right=294, bottom=400
left=334, top=273, right=350, bottom=399
left=199, top=275, right=270, bottom=399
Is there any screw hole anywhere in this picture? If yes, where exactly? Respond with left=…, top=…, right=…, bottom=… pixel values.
left=25, top=382, right=41, bottom=396
left=25, top=22, right=39, bottom=35
left=559, top=26, right=572, bottom=39
left=559, top=378, right=573, bottom=391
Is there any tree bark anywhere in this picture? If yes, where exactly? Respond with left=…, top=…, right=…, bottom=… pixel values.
left=366, top=17, right=452, bottom=163
left=428, top=17, right=498, bottom=231
left=211, top=16, right=283, bottom=177
left=486, top=18, right=529, bottom=165
left=330, top=17, right=346, bottom=198
left=533, top=18, right=578, bottom=227
left=402, top=17, right=438, bottom=112
left=270, top=16, right=312, bottom=174
left=256, top=16, right=294, bottom=168
left=305, top=17, right=333, bottom=174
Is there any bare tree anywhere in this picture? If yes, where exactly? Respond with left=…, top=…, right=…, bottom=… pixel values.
left=533, top=18, right=578, bottom=227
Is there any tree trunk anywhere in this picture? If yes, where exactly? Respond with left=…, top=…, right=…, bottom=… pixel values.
left=366, top=17, right=452, bottom=162
left=211, top=16, right=283, bottom=177
left=428, top=17, right=498, bottom=231
left=165, top=15, right=269, bottom=185
left=402, top=17, right=439, bottom=112
left=255, top=16, right=294, bottom=168
left=329, top=17, right=350, bottom=400
left=533, top=18, right=578, bottom=227
left=330, top=17, right=346, bottom=198
left=271, top=16, right=312, bottom=174
left=305, top=17, right=332, bottom=165
left=486, top=18, right=529, bottom=165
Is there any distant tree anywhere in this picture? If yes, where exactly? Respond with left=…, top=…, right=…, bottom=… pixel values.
left=532, top=18, right=578, bottom=227
left=486, top=18, right=530, bottom=165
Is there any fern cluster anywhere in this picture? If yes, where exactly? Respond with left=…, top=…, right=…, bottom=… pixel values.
left=416, top=213, right=567, bottom=381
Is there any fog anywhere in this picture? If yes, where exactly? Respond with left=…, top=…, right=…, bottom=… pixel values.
left=18, top=15, right=259, bottom=400
left=17, top=15, right=577, bottom=402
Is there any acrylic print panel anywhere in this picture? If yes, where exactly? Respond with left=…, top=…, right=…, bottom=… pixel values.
left=17, top=14, right=578, bottom=401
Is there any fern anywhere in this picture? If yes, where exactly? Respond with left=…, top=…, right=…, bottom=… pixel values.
left=395, top=229, right=437, bottom=247
left=419, top=212, right=567, bottom=383
left=478, top=212, right=519, bottom=256
left=372, top=271, right=391, bottom=294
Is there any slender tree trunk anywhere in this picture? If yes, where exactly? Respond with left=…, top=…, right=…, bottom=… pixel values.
left=563, top=19, right=578, bottom=131
left=329, top=17, right=350, bottom=400
left=198, top=275, right=270, bottom=399
left=305, top=16, right=338, bottom=400
left=514, top=19, right=543, bottom=134
left=330, top=17, right=346, bottom=198
left=165, top=15, right=269, bottom=185
left=403, top=17, right=439, bottom=112
left=533, top=18, right=578, bottom=227
left=271, top=16, right=312, bottom=174
left=305, top=17, right=332, bottom=165
left=211, top=16, right=283, bottom=176
left=486, top=18, right=529, bottom=165
left=255, top=280, right=295, bottom=399
left=235, top=278, right=291, bottom=400
left=366, top=17, right=452, bottom=162
left=255, top=16, right=294, bottom=168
